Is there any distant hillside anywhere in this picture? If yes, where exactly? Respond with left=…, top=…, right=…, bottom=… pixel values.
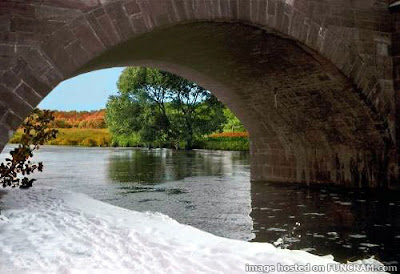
left=52, top=110, right=106, bottom=129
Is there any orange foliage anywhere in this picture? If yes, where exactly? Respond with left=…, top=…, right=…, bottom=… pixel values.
left=209, top=132, right=249, bottom=138
left=52, top=110, right=106, bottom=129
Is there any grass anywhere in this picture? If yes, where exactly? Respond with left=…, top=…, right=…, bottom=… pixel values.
left=10, top=128, right=112, bottom=147
left=195, top=134, right=249, bottom=151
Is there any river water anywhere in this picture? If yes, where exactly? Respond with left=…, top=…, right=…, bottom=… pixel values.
left=1, top=145, right=399, bottom=267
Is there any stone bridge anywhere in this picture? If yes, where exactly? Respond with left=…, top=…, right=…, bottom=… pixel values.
left=0, top=0, right=400, bottom=188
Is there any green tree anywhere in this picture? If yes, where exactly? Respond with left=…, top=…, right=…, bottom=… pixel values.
left=0, top=109, right=58, bottom=188
left=223, top=108, right=246, bottom=132
left=106, top=67, right=226, bottom=149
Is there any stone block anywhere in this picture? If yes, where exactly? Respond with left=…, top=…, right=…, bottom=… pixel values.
left=299, top=18, right=309, bottom=42
left=87, top=11, right=120, bottom=48
left=65, top=40, right=90, bottom=69
left=0, top=123, right=9, bottom=144
left=0, top=102, right=6, bottom=118
left=17, top=65, right=51, bottom=97
left=306, top=23, right=319, bottom=50
left=249, top=0, right=260, bottom=23
left=130, top=15, right=148, bottom=34
left=105, top=2, right=134, bottom=41
left=16, top=32, right=40, bottom=47
left=124, top=1, right=141, bottom=16
left=267, top=0, right=276, bottom=16
left=35, top=5, right=82, bottom=21
left=41, top=28, right=77, bottom=76
left=1, top=69, right=20, bottom=91
left=256, top=0, right=267, bottom=25
left=275, top=0, right=284, bottom=30
left=0, top=85, right=31, bottom=115
left=73, top=19, right=105, bottom=55
left=146, top=0, right=175, bottom=26
left=0, top=44, right=15, bottom=57
left=11, top=16, right=65, bottom=34
left=292, top=0, right=307, bottom=13
left=41, top=67, right=62, bottom=88
left=138, top=1, right=156, bottom=30
left=229, top=0, right=239, bottom=19
left=349, top=57, right=364, bottom=84
left=208, top=0, right=221, bottom=20
left=0, top=31, right=16, bottom=44
left=217, top=0, right=230, bottom=19
left=16, top=47, right=49, bottom=76
left=0, top=14, right=10, bottom=31
left=173, top=0, right=189, bottom=20
left=15, top=82, right=42, bottom=108
left=290, top=11, right=304, bottom=40
left=40, top=0, right=100, bottom=11
left=0, top=1, right=34, bottom=17
left=191, top=0, right=210, bottom=20
left=282, top=12, right=290, bottom=35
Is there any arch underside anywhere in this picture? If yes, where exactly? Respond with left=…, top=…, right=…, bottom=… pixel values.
left=74, top=22, right=394, bottom=188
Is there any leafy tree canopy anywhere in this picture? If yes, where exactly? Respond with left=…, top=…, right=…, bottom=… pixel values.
left=106, top=67, right=226, bottom=149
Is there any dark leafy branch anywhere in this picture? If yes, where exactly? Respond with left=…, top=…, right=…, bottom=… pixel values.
left=0, top=109, right=58, bottom=188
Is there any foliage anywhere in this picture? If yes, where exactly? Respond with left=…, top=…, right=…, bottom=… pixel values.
left=222, top=108, right=246, bottom=133
left=110, top=132, right=141, bottom=147
left=51, top=110, right=106, bottom=129
left=78, top=118, right=106, bottom=129
left=106, top=67, right=226, bottom=149
left=53, top=119, right=72, bottom=128
left=1, top=109, right=58, bottom=188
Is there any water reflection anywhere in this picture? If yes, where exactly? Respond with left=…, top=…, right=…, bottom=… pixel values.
left=106, top=148, right=252, bottom=240
left=108, top=148, right=249, bottom=184
left=250, top=182, right=400, bottom=266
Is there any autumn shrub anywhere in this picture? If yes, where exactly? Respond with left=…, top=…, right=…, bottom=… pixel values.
left=1, top=109, right=57, bottom=188
left=209, top=132, right=249, bottom=138
left=53, top=110, right=106, bottom=129
left=87, top=118, right=106, bottom=129
left=78, top=120, right=88, bottom=128
left=53, top=119, right=72, bottom=128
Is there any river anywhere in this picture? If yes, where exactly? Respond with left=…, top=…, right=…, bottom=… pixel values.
left=1, top=145, right=399, bottom=268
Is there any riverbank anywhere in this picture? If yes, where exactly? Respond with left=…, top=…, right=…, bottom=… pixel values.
left=10, top=128, right=111, bottom=147
left=10, top=128, right=249, bottom=151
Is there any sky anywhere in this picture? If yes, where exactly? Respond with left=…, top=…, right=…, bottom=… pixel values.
left=38, top=67, right=125, bottom=111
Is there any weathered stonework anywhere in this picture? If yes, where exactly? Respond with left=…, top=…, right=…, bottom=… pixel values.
left=0, top=0, right=399, bottom=188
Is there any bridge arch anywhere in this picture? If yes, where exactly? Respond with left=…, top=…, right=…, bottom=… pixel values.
left=0, top=0, right=397, bottom=188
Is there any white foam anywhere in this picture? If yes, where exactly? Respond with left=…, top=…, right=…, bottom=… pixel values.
left=0, top=187, right=388, bottom=273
